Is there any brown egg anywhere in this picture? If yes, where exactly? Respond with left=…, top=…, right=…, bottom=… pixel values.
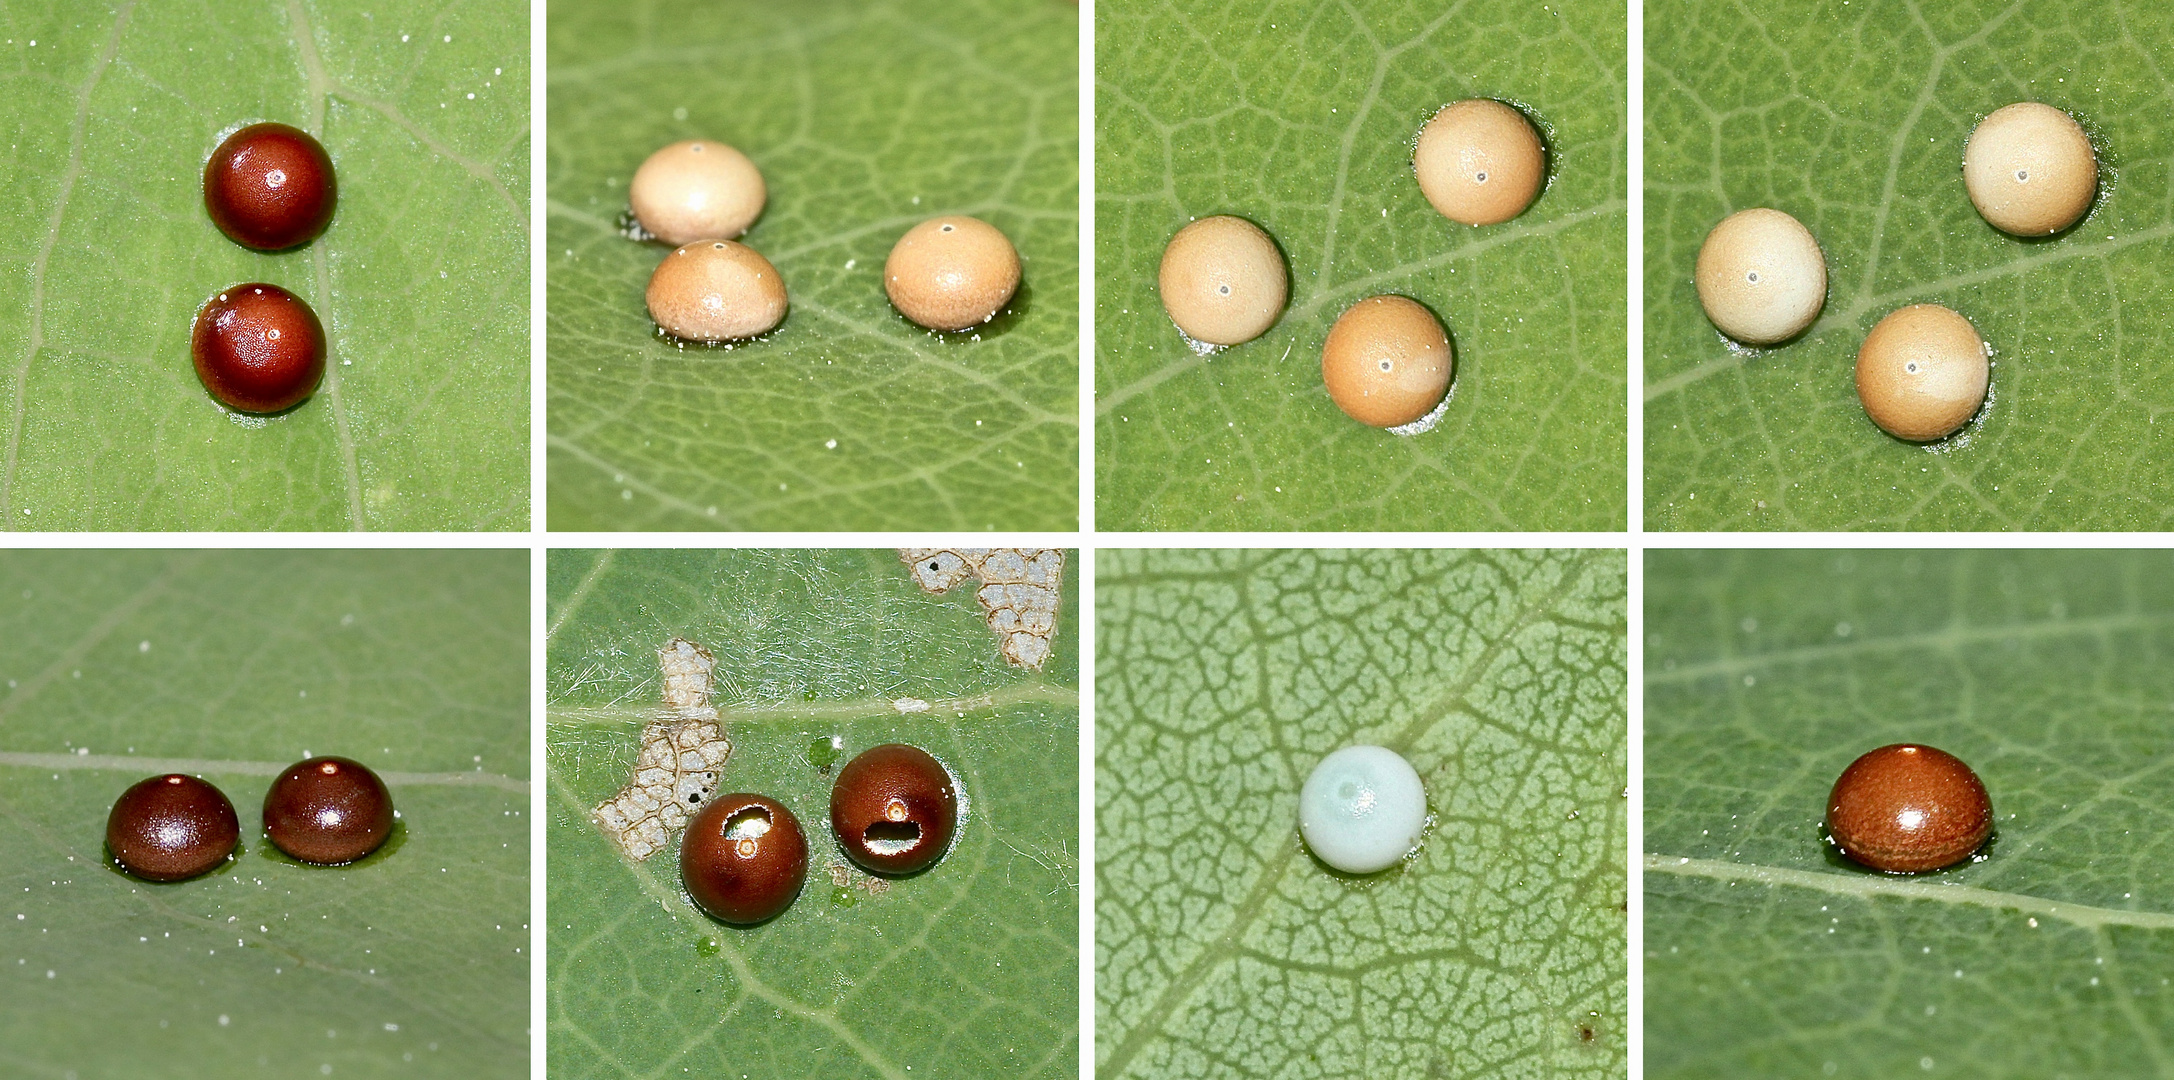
left=190, top=283, right=326, bottom=413
left=830, top=744, right=958, bottom=875
left=1157, top=215, right=1287, bottom=346
left=1826, top=744, right=1992, bottom=873
left=107, top=774, right=240, bottom=882
left=1963, top=102, right=2097, bottom=236
left=203, top=122, right=336, bottom=250
left=1412, top=99, right=1545, bottom=226
left=883, top=216, right=1021, bottom=331
left=681, top=794, right=808, bottom=924
left=645, top=240, right=788, bottom=342
left=1855, top=304, right=1989, bottom=441
left=262, top=756, right=395, bottom=865
left=1320, top=295, right=1453, bottom=428
left=629, top=140, right=767, bottom=244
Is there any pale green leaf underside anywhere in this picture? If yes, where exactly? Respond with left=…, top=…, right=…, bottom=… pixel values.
left=0, top=551, right=529, bottom=1080
left=1645, top=1, right=2174, bottom=530
left=1646, top=550, right=2174, bottom=1077
left=546, top=0, right=1078, bottom=531
left=1097, top=549, right=1626, bottom=1078
left=546, top=549, right=1078, bottom=1079
left=1095, top=1, right=1626, bottom=530
left=0, top=1, right=529, bottom=531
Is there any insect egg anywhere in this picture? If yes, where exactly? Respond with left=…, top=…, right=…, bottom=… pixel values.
left=645, top=240, right=788, bottom=342
left=681, top=794, right=808, bottom=924
left=1694, top=208, right=1826, bottom=345
left=830, top=744, right=958, bottom=875
left=1320, top=295, right=1453, bottom=428
left=883, top=215, right=1021, bottom=331
left=1963, top=102, right=2097, bottom=236
left=203, top=122, right=336, bottom=250
left=190, top=283, right=326, bottom=413
left=263, top=756, right=396, bottom=865
left=1412, top=99, right=1546, bottom=226
left=1854, top=304, right=1988, bottom=441
left=107, top=774, right=240, bottom=882
left=628, top=139, right=767, bottom=245
left=1825, top=744, right=1992, bottom=873
left=1298, top=745, right=1428, bottom=874
left=1157, top=215, right=1287, bottom=346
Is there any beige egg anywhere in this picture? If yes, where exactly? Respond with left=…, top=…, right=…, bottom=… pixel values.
left=1412, top=99, right=1546, bottom=226
left=1695, top=208, right=1827, bottom=345
left=1321, top=295, right=1454, bottom=428
left=629, top=140, right=767, bottom=245
left=645, top=240, right=788, bottom=342
left=1158, top=215, right=1287, bottom=346
left=1963, top=102, right=2097, bottom=236
left=1855, top=304, right=1989, bottom=441
left=884, top=216, right=1021, bottom=331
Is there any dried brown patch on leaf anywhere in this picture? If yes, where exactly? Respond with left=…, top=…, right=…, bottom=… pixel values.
left=898, top=548, right=1063, bottom=669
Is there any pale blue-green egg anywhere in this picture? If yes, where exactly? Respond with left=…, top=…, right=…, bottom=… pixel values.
left=1297, top=745, right=1427, bottom=874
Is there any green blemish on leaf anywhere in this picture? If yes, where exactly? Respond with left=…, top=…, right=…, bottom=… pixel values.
left=694, top=936, right=720, bottom=957
left=809, top=736, right=840, bottom=772
left=830, top=887, right=856, bottom=908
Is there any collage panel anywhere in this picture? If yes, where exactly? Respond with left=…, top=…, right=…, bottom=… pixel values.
left=1095, top=2, right=1628, bottom=531
left=1097, top=549, right=1627, bottom=1077
left=1645, top=549, right=2174, bottom=1076
left=0, top=549, right=530, bottom=1078
left=545, top=548, right=1078, bottom=1078
left=1645, top=2, right=2174, bottom=530
left=545, top=0, right=1079, bottom=531
left=0, top=2, right=530, bottom=531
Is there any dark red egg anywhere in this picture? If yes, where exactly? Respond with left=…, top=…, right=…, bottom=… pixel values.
left=191, top=283, right=325, bottom=413
left=263, top=756, right=395, bottom=865
left=107, top=774, right=240, bottom=882
left=203, top=122, right=336, bottom=250
left=681, top=794, right=807, bottom=925
left=1826, top=743, right=1993, bottom=873
left=830, top=743, right=958, bottom=875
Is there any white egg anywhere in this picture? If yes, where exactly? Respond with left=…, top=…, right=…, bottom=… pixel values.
left=1297, top=745, right=1428, bottom=874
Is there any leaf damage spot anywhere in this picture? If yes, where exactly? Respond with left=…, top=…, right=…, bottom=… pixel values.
left=898, top=548, right=1063, bottom=669
left=591, top=638, right=733, bottom=861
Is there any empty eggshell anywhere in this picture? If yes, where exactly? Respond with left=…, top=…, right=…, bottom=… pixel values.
left=1694, top=208, right=1827, bottom=345
left=1158, top=215, right=1287, bottom=346
left=629, top=140, right=767, bottom=245
left=1963, top=102, right=2097, bottom=236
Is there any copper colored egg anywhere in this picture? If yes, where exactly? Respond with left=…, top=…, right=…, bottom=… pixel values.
left=830, top=743, right=958, bottom=875
left=1826, top=743, right=1992, bottom=873
left=263, top=756, right=395, bottom=865
left=191, top=283, right=325, bottom=413
left=107, top=774, right=239, bottom=882
left=681, top=794, right=808, bottom=924
left=203, top=122, right=336, bottom=250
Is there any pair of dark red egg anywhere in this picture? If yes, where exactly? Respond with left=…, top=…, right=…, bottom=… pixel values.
left=105, top=756, right=394, bottom=882
left=191, top=123, right=337, bottom=414
left=681, top=743, right=958, bottom=925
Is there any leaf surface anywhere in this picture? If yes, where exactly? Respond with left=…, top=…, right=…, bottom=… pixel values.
left=546, top=549, right=1078, bottom=1078
left=1645, top=1, right=2174, bottom=529
left=546, top=0, right=1079, bottom=531
left=1095, top=1, right=1627, bottom=530
left=0, top=550, right=530, bottom=1079
left=1097, top=549, right=1626, bottom=1077
left=1646, top=549, right=2174, bottom=1077
left=0, top=1, right=529, bottom=530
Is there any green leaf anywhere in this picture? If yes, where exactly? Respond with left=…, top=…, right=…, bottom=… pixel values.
left=0, top=550, right=529, bottom=1079
left=1097, top=550, right=1626, bottom=1077
left=546, top=0, right=1079, bottom=531
left=1644, top=2, right=2174, bottom=529
left=547, top=549, right=1078, bottom=1078
left=1645, top=550, right=2174, bottom=1077
left=1094, top=2, right=1627, bottom=530
left=0, top=2, right=529, bottom=531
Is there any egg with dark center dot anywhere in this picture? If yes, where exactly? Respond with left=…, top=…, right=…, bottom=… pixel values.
left=263, top=756, right=395, bottom=865
left=107, top=774, right=239, bottom=882
left=1825, top=743, right=1992, bottom=873
left=203, top=122, right=336, bottom=250
left=681, top=794, right=808, bottom=924
left=191, top=283, right=325, bottom=413
left=830, top=743, right=958, bottom=875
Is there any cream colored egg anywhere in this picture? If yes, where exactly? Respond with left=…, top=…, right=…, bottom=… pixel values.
left=1412, top=99, right=1546, bottom=226
left=1855, top=304, right=1989, bottom=441
left=1694, top=208, right=1826, bottom=345
left=1158, top=215, right=1287, bottom=346
left=629, top=140, right=767, bottom=245
left=1321, top=295, right=1453, bottom=428
left=884, top=216, right=1021, bottom=331
left=1963, top=102, right=2097, bottom=236
left=645, top=240, right=788, bottom=342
